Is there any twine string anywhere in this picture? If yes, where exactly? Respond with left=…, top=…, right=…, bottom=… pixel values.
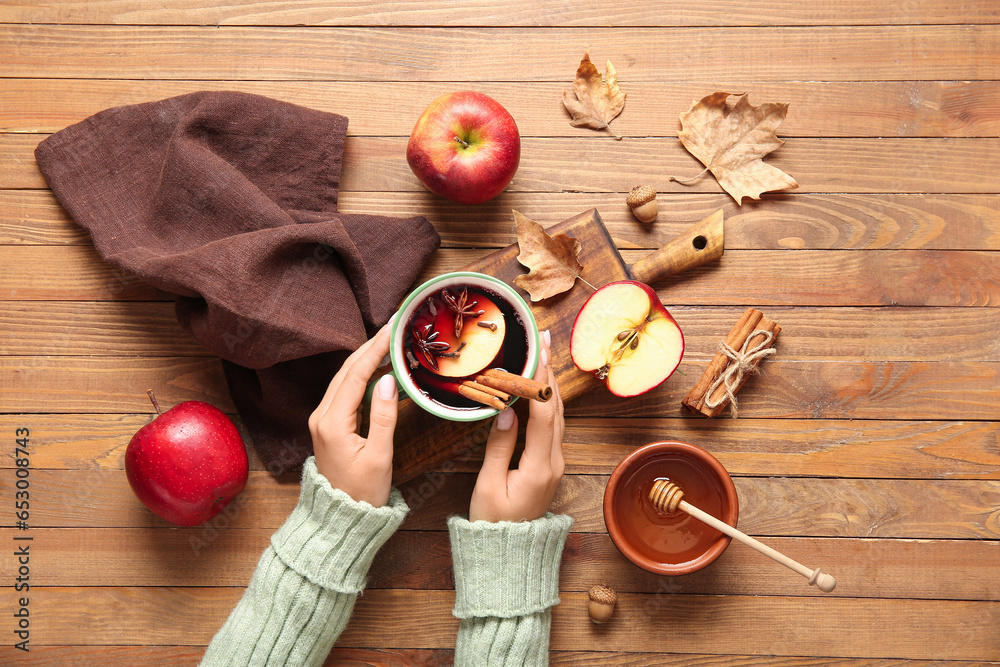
left=704, top=329, right=777, bottom=417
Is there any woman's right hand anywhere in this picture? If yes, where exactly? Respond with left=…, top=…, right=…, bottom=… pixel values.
left=469, top=330, right=565, bottom=522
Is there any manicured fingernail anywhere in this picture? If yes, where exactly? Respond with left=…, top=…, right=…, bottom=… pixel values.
left=543, top=329, right=551, bottom=348
left=496, top=408, right=515, bottom=431
left=540, top=347, right=548, bottom=367
left=376, top=373, right=397, bottom=399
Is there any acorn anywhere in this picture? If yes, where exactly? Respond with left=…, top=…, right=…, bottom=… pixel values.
left=587, top=585, right=617, bottom=623
left=626, top=185, right=657, bottom=223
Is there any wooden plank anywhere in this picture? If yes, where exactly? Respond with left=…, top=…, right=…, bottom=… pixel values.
left=0, top=244, right=169, bottom=301
left=2, top=587, right=997, bottom=660
left=0, top=135, right=47, bottom=190
left=3, top=646, right=453, bottom=667
left=549, top=655, right=965, bottom=667
left=7, top=189, right=1000, bottom=251
left=0, top=301, right=208, bottom=356
left=2, top=1, right=997, bottom=27
left=634, top=249, right=1000, bottom=308
left=6, top=527, right=995, bottom=601
left=671, top=306, right=1000, bottom=362
left=1, top=26, right=998, bottom=82
left=5, top=245, right=1000, bottom=307
left=344, top=137, right=1000, bottom=196
left=5, top=302, right=1000, bottom=362
left=543, top=594, right=1000, bottom=661
left=555, top=418, right=1000, bottom=480
left=569, top=359, right=1000, bottom=421
left=0, top=647, right=964, bottom=667
left=425, top=249, right=1000, bottom=308
left=17, top=469, right=1000, bottom=538
left=3, top=413, right=999, bottom=480
left=0, top=189, right=91, bottom=244
left=346, top=473, right=1000, bottom=539
left=0, top=413, right=147, bottom=470
left=554, top=535, right=1000, bottom=602
left=0, top=356, right=233, bottom=413
left=5, top=79, right=1000, bottom=138
left=5, top=355, right=1000, bottom=420
left=8, top=134, right=1000, bottom=194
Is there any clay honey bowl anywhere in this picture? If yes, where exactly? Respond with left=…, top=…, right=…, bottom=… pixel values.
left=603, top=441, right=739, bottom=575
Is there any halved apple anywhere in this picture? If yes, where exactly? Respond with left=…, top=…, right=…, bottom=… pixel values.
left=570, top=281, right=684, bottom=397
left=410, top=288, right=506, bottom=377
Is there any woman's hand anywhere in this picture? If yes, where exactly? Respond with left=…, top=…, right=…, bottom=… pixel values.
left=469, top=330, right=565, bottom=522
left=307, top=322, right=399, bottom=507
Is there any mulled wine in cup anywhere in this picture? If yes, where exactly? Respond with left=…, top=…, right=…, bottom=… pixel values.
left=390, top=272, right=540, bottom=421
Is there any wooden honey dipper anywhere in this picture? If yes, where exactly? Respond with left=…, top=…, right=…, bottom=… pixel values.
left=649, top=478, right=837, bottom=593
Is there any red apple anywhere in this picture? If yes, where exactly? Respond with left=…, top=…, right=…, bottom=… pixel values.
left=125, top=393, right=249, bottom=526
left=570, top=281, right=684, bottom=397
left=406, top=91, right=520, bottom=205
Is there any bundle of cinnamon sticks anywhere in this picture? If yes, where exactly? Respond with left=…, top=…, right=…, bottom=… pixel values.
left=682, top=307, right=780, bottom=418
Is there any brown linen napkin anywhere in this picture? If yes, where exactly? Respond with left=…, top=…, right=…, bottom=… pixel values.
left=35, top=91, right=440, bottom=473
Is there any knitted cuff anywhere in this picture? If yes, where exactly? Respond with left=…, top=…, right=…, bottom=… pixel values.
left=270, top=457, right=408, bottom=594
left=448, top=513, right=573, bottom=619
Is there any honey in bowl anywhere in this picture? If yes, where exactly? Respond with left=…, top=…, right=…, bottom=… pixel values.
left=614, top=457, right=725, bottom=564
left=603, top=441, right=738, bottom=575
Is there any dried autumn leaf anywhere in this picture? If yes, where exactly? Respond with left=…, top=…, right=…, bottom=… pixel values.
left=562, top=52, right=627, bottom=140
left=671, top=92, right=798, bottom=205
left=512, top=210, right=587, bottom=302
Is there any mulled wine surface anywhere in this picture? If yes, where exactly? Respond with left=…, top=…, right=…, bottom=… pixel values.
left=404, top=285, right=528, bottom=409
left=613, top=454, right=728, bottom=564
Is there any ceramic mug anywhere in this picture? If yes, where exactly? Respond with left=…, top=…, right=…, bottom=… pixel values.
left=389, top=271, right=540, bottom=422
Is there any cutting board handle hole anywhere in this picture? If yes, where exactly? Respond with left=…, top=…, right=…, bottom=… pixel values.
left=692, top=235, right=708, bottom=250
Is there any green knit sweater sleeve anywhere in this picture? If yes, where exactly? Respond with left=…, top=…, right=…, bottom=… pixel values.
left=200, top=457, right=408, bottom=667
left=448, top=513, right=574, bottom=666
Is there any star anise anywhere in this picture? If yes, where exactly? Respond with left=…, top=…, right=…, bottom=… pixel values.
left=412, top=323, right=451, bottom=371
left=442, top=288, right=485, bottom=337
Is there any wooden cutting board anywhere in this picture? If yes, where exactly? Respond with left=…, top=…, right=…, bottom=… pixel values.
left=391, top=207, right=723, bottom=484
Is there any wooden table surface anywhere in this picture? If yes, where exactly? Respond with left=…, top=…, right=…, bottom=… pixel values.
left=2, top=3, right=1000, bottom=665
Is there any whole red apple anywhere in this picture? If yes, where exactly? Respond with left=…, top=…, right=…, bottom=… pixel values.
left=125, top=393, right=249, bottom=527
left=406, top=91, right=520, bottom=205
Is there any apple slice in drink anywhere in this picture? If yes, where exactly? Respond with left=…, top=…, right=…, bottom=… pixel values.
left=411, top=288, right=506, bottom=377
left=570, top=281, right=684, bottom=397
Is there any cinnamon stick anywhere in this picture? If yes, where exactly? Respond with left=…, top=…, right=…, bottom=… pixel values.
left=682, top=307, right=780, bottom=418
left=475, top=368, right=552, bottom=402
left=409, top=368, right=507, bottom=411
left=457, top=383, right=507, bottom=411
left=461, top=380, right=510, bottom=403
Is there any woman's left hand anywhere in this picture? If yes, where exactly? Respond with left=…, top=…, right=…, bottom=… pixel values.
left=307, top=322, right=399, bottom=507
